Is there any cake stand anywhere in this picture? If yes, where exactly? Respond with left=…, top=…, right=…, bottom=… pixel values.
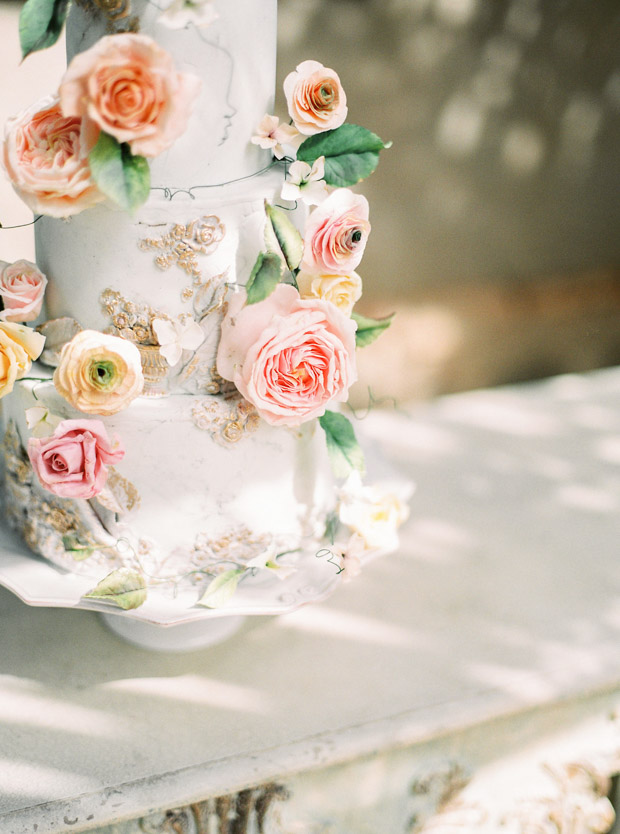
left=0, top=517, right=348, bottom=650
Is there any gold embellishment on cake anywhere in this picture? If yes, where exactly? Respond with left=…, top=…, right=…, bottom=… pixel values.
left=138, top=217, right=226, bottom=296
left=137, top=343, right=169, bottom=396
left=100, top=468, right=141, bottom=514
left=73, top=0, right=138, bottom=31
left=100, top=289, right=168, bottom=346
left=191, top=394, right=260, bottom=444
left=189, top=528, right=272, bottom=574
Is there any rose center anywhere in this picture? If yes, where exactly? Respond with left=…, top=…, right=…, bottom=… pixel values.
left=49, top=453, right=68, bottom=473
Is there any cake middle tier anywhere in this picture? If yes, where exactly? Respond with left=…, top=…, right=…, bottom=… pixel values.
left=36, top=169, right=287, bottom=394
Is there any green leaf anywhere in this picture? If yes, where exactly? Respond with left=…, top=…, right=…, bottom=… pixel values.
left=264, top=203, right=303, bottom=272
left=319, top=411, right=366, bottom=479
left=245, top=251, right=282, bottom=305
left=324, top=510, right=340, bottom=545
left=83, top=568, right=147, bottom=610
left=62, top=533, right=95, bottom=562
left=297, top=124, right=391, bottom=188
left=197, top=569, right=244, bottom=609
left=352, top=311, right=394, bottom=347
left=19, top=0, right=69, bottom=59
left=89, top=133, right=150, bottom=214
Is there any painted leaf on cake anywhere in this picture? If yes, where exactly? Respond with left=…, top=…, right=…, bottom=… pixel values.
left=297, top=124, right=391, bottom=187
left=319, top=410, right=366, bottom=479
left=264, top=203, right=303, bottom=272
left=197, top=568, right=245, bottom=608
left=89, top=132, right=150, bottom=214
left=83, top=568, right=147, bottom=610
left=352, top=311, right=394, bottom=347
left=19, top=0, right=69, bottom=59
left=245, top=251, right=282, bottom=305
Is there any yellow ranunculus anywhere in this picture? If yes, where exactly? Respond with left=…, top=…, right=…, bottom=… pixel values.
left=0, top=321, right=45, bottom=399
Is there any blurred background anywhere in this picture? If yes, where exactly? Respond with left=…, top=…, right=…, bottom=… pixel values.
left=1, top=0, right=619, bottom=406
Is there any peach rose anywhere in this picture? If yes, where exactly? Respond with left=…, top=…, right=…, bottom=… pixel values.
left=217, top=284, right=357, bottom=427
left=0, top=260, right=47, bottom=323
left=28, top=419, right=125, bottom=499
left=59, top=33, right=201, bottom=158
left=297, top=269, right=362, bottom=316
left=54, top=330, right=144, bottom=416
left=283, top=60, right=348, bottom=136
left=0, top=321, right=45, bottom=400
left=301, top=189, right=370, bottom=275
left=2, top=96, right=104, bottom=218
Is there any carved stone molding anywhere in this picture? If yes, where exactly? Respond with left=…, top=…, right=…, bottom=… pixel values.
left=138, top=783, right=289, bottom=834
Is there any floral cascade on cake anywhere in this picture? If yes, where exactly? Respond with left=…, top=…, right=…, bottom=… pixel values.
left=0, top=0, right=410, bottom=613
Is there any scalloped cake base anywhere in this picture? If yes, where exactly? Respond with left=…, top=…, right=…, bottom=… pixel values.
left=0, top=513, right=351, bottom=650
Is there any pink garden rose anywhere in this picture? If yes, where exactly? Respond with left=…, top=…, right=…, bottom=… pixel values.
left=2, top=96, right=104, bottom=218
left=217, top=284, right=357, bottom=427
left=59, top=33, right=201, bottom=158
left=28, top=419, right=125, bottom=499
left=0, top=260, right=47, bottom=323
left=301, top=188, right=370, bottom=275
left=283, top=60, right=347, bottom=136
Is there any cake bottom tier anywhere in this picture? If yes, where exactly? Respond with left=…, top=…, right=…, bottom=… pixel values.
left=2, top=375, right=335, bottom=588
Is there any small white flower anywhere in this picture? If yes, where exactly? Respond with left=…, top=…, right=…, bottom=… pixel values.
left=338, top=472, right=413, bottom=551
left=152, top=317, right=205, bottom=367
left=281, top=156, right=329, bottom=205
left=251, top=115, right=303, bottom=160
left=158, top=0, right=218, bottom=29
left=246, top=545, right=297, bottom=581
left=25, top=406, right=62, bottom=438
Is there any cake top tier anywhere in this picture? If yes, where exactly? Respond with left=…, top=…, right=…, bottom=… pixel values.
left=65, top=0, right=277, bottom=190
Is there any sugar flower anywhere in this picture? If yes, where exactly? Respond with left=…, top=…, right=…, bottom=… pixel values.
left=152, top=317, right=205, bottom=367
left=296, top=270, right=362, bottom=316
left=217, top=284, right=357, bottom=427
left=158, top=0, right=218, bottom=29
left=0, top=260, right=47, bottom=323
left=281, top=157, right=329, bottom=206
left=59, top=33, right=201, bottom=158
left=301, top=188, right=370, bottom=275
left=28, top=419, right=125, bottom=499
left=53, top=330, right=144, bottom=416
left=0, top=321, right=45, bottom=400
left=251, top=114, right=302, bottom=160
left=246, top=545, right=297, bottom=581
left=338, top=472, right=412, bottom=551
left=25, top=406, right=63, bottom=439
left=283, top=60, right=348, bottom=136
left=2, top=96, right=104, bottom=218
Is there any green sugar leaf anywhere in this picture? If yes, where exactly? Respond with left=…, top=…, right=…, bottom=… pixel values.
left=89, top=133, right=150, bottom=214
left=84, top=568, right=147, bottom=610
left=319, top=410, right=366, bottom=480
left=352, top=311, right=394, bottom=347
left=197, top=569, right=244, bottom=609
left=264, top=203, right=303, bottom=272
left=297, top=124, right=391, bottom=187
left=245, top=251, right=283, bottom=305
left=19, top=0, right=69, bottom=59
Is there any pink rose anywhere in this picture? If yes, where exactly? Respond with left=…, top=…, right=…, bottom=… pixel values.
left=59, top=33, right=201, bottom=158
left=217, top=284, right=357, bottom=427
left=2, top=96, right=104, bottom=218
left=283, top=60, right=348, bottom=136
left=301, top=189, right=370, bottom=275
left=0, top=260, right=47, bottom=323
left=27, top=419, right=125, bottom=499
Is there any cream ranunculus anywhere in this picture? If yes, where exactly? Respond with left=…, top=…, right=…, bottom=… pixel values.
left=283, top=60, right=348, bottom=136
left=338, top=473, right=411, bottom=551
left=296, top=269, right=362, bottom=316
left=53, top=330, right=144, bottom=416
left=0, top=322, right=45, bottom=400
left=59, top=33, right=201, bottom=158
left=2, top=96, right=104, bottom=219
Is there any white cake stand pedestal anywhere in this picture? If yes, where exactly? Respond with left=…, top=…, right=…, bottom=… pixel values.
left=100, top=611, right=247, bottom=651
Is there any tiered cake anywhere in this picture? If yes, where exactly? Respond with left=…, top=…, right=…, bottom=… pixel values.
left=1, top=0, right=407, bottom=610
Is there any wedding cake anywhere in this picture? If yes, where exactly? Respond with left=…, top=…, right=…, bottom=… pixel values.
left=1, top=0, right=408, bottom=611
